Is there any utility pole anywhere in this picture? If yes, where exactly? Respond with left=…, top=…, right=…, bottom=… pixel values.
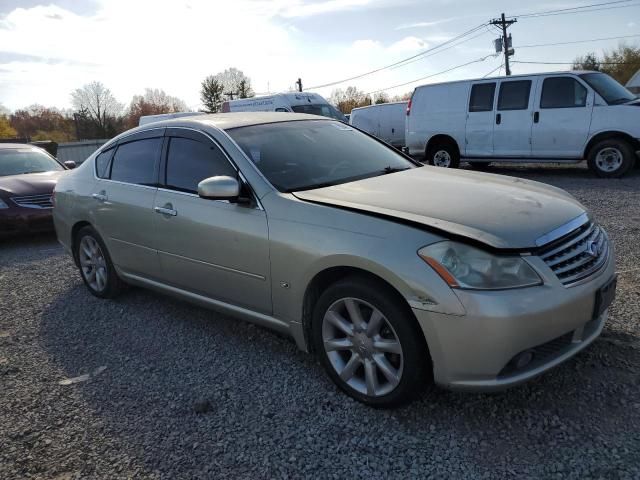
left=490, top=13, right=516, bottom=75
left=295, top=78, right=303, bottom=92
left=225, top=91, right=237, bottom=100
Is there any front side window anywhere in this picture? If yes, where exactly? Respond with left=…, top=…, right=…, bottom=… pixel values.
left=110, top=138, right=161, bottom=186
left=165, top=137, right=236, bottom=193
left=0, top=147, right=63, bottom=177
left=469, top=83, right=496, bottom=112
left=541, top=77, right=588, bottom=109
left=579, top=72, right=635, bottom=105
left=291, top=104, right=348, bottom=122
left=498, top=80, right=532, bottom=111
left=227, top=120, right=416, bottom=192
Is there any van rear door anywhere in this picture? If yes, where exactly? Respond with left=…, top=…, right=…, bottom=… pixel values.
left=493, top=77, right=536, bottom=157
left=531, top=75, right=593, bottom=158
left=465, top=82, right=496, bottom=157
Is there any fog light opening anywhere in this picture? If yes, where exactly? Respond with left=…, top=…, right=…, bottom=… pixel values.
left=513, top=350, right=534, bottom=370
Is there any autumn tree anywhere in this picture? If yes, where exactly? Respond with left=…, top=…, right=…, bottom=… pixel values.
left=0, top=115, right=17, bottom=139
left=329, top=86, right=372, bottom=113
left=573, top=44, right=640, bottom=84
left=391, top=91, right=413, bottom=102
left=123, top=88, right=188, bottom=129
left=71, top=81, right=123, bottom=138
left=9, top=105, right=75, bottom=142
left=200, top=76, right=225, bottom=113
left=573, top=52, right=601, bottom=72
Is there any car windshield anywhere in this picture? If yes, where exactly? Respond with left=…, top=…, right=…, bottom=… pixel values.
left=0, top=148, right=63, bottom=177
left=290, top=104, right=348, bottom=122
left=579, top=72, right=636, bottom=105
left=227, top=120, right=416, bottom=192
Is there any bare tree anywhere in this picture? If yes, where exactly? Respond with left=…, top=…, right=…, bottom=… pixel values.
left=374, top=92, right=390, bottom=104
left=329, top=86, right=371, bottom=113
left=214, top=68, right=254, bottom=99
left=124, top=89, right=188, bottom=129
left=71, top=81, right=123, bottom=138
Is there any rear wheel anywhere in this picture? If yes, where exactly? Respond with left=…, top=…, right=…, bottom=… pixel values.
left=74, top=226, right=122, bottom=298
left=427, top=142, right=460, bottom=169
left=312, top=276, right=430, bottom=407
left=587, top=138, right=635, bottom=178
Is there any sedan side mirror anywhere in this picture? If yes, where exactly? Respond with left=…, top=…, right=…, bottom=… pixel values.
left=198, top=176, right=240, bottom=201
left=64, top=160, right=77, bottom=169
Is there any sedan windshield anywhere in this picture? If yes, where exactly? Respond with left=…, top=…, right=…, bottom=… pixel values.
left=291, top=104, right=348, bottom=122
left=579, top=72, right=636, bottom=105
left=227, top=120, right=416, bottom=192
left=0, top=148, right=64, bottom=177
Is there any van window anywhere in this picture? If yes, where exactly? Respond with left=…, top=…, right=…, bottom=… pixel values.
left=498, top=80, right=532, bottom=111
left=165, top=137, right=236, bottom=193
left=110, top=138, right=161, bottom=186
left=291, top=104, right=348, bottom=122
left=469, top=83, right=496, bottom=112
left=541, top=77, right=587, bottom=109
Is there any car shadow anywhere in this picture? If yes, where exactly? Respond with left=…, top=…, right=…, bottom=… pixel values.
left=39, top=277, right=640, bottom=476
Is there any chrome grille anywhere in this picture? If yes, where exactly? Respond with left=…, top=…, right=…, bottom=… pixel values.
left=538, top=221, right=608, bottom=286
left=11, top=194, right=53, bottom=209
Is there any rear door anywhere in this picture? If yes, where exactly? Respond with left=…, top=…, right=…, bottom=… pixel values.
left=153, top=128, right=272, bottom=314
left=493, top=78, right=536, bottom=157
left=91, top=129, right=163, bottom=279
left=531, top=75, right=593, bottom=158
left=465, top=81, right=496, bottom=157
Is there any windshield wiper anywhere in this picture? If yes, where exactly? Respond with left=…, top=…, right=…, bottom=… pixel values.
left=380, top=166, right=411, bottom=174
left=610, top=97, right=634, bottom=105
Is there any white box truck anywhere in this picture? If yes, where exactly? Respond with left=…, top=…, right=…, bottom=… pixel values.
left=349, top=101, right=408, bottom=149
left=222, top=92, right=348, bottom=122
left=406, top=71, right=640, bottom=177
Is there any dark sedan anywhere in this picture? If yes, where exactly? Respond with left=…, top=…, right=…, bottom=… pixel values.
left=0, top=144, right=74, bottom=238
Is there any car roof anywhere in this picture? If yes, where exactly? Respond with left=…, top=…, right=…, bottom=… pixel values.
left=0, top=143, right=40, bottom=150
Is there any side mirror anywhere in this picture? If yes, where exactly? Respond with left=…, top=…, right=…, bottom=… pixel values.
left=197, top=176, right=240, bottom=201
left=64, top=160, right=77, bottom=169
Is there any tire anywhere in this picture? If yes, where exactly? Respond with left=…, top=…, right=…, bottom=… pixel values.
left=74, top=226, right=122, bottom=299
left=311, top=275, right=430, bottom=407
left=467, top=161, right=492, bottom=171
left=587, top=138, right=635, bottom=178
left=426, top=141, right=460, bottom=169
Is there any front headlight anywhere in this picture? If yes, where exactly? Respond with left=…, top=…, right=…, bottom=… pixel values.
left=418, top=241, right=542, bottom=290
left=0, top=198, right=9, bottom=209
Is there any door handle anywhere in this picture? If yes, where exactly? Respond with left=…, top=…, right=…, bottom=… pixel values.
left=496, top=113, right=502, bottom=125
left=154, top=205, right=177, bottom=216
left=533, top=111, right=540, bottom=123
left=92, top=192, right=108, bottom=202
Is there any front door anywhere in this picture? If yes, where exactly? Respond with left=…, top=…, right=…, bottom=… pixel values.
left=465, top=81, right=497, bottom=157
left=91, top=129, right=163, bottom=279
left=531, top=75, right=593, bottom=158
left=493, top=78, right=536, bottom=157
left=153, top=128, right=272, bottom=314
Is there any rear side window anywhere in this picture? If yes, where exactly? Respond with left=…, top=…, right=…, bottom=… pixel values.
left=541, top=77, right=588, bottom=109
left=469, top=83, right=496, bottom=112
left=110, top=138, right=161, bottom=186
left=165, top=137, right=236, bottom=193
left=498, top=80, right=532, bottom=111
left=95, top=148, right=114, bottom=178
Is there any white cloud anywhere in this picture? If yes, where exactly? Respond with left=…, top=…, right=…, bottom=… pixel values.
left=388, top=36, right=427, bottom=52
left=395, top=18, right=455, bottom=30
left=277, top=0, right=371, bottom=18
left=628, top=21, right=636, bottom=27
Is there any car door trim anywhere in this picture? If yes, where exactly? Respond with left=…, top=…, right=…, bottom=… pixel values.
left=158, top=249, right=267, bottom=281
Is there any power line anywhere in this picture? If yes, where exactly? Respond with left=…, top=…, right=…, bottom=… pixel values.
left=482, top=62, right=504, bottom=78
left=517, top=33, right=640, bottom=49
left=515, top=0, right=637, bottom=18
left=518, top=2, right=640, bottom=18
left=513, top=60, right=639, bottom=65
left=305, top=23, right=488, bottom=90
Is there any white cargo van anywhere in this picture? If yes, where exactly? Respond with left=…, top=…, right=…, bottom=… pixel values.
left=139, top=112, right=205, bottom=126
left=406, top=71, right=640, bottom=177
left=222, top=92, right=348, bottom=122
left=349, top=102, right=408, bottom=149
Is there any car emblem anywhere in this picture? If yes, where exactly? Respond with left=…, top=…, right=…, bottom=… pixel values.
left=586, top=241, right=600, bottom=258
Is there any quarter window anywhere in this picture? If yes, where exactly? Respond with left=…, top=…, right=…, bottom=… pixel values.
left=469, top=83, right=496, bottom=112
left=110, top=138, right=161, bottom=186
left=165, top=137, right=236, bottom=193
left=541, top=77, right=588, bottom=109
left=95, top=148, right=114, bottom=179
left=498, top=80, right=532, bottom=111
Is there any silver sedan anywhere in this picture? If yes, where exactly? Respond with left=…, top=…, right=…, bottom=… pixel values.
left=53, top=113, right=617, bottom=407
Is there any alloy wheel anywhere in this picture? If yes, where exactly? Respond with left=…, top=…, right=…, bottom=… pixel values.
left=322, top=297, right=404, bottom=397
left=79, top=236, right=108, bottom=292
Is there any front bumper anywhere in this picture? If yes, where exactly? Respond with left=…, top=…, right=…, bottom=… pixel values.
left=413, top=247, right=616, bottom=391
left=0, top=207, right=54, bottom=238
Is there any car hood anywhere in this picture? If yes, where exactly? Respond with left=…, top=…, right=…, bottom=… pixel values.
left=0, top=170, right=65, bottom=198
left=292, top=167, right=587, bottom=249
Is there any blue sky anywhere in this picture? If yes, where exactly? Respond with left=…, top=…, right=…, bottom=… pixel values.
left=0, top=0, right=638, bottom=111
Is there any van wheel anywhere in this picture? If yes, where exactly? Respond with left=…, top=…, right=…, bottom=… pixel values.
left=74, top=226, right=123, bottom=299
left=311, top=275, right=430, bottom=407
left=427, top=142, right=459, bottom=168
left=467, top=162, right=492, bottom=171
left=587, top=138, right=635, bottom=178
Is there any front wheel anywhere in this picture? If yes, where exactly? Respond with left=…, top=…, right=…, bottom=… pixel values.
left=587, top=139, right=635, bottom=178
left=427, top=143, right=460, bottom=169
left=312, top=276, right=430, bottom=407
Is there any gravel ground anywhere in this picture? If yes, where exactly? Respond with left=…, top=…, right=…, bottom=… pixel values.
left=1, top=164, right=639, bottom=479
